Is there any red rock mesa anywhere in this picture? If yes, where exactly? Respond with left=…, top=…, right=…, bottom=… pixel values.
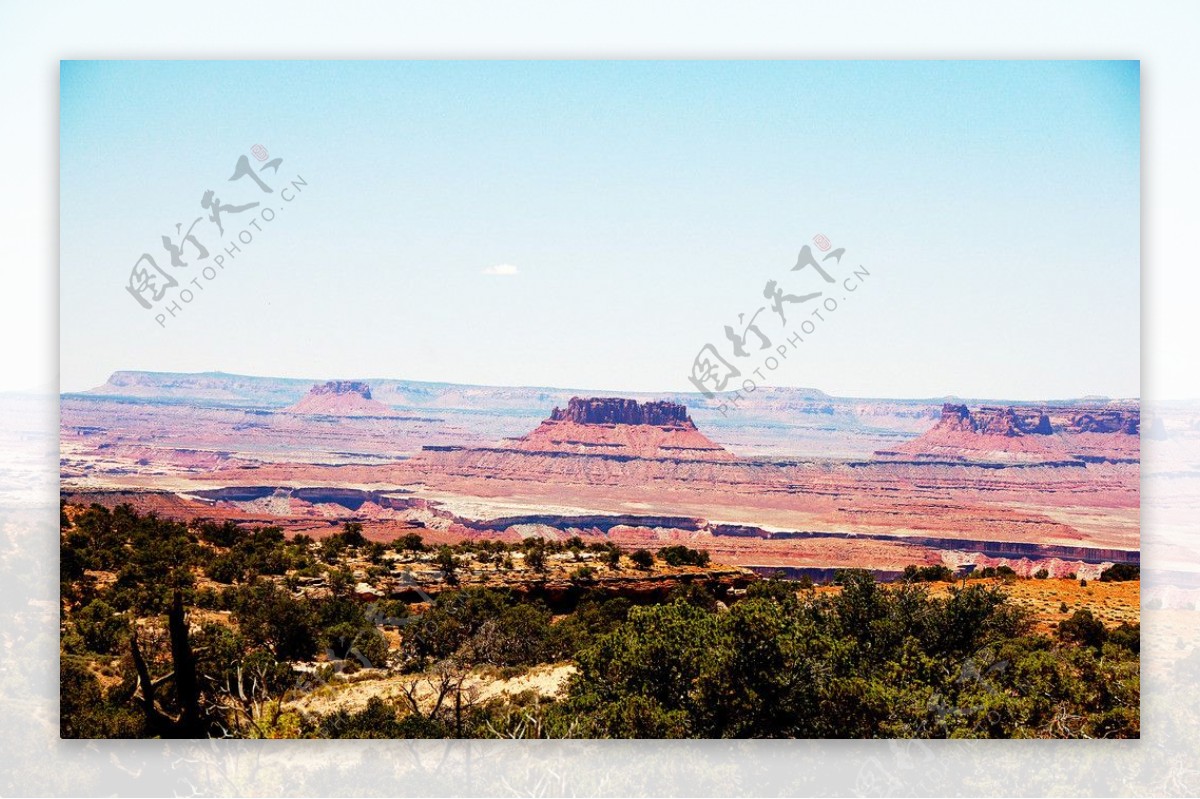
left=879, top=403, right=1139, bottom=464
left=283, top=381, right=398, bottom=417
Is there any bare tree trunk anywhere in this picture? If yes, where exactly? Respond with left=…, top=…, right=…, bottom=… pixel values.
left=168, top=589, right=204, bottom=737
left=128, top=590, right=206, bottom=738
left=130, top=630, right=170, bottom=736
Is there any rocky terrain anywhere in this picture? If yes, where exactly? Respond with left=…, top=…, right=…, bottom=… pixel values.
left=877, top=403, right=1140, bottom=464
left=70, top=370, right=949, bottom=459
left=61, top=371, right=1140, bottom=581
left=530, top=397, right=734, bottom=459
left=283, top=381, right=399, bottom=417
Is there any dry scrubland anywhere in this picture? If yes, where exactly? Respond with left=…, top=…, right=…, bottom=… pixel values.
left=60, top=504, right=1139, bottom=739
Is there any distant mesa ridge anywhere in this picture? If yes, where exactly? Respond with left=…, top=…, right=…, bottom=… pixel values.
left=549, top=397, right=695, bottom=428
left=1067, top=409, right=1140, bottom=435
left=309, top=380, right=373, bottom=400
left=938, top=403, right=1139, bottom=437
left=879, top=403, right=1140, bottom=464
left=939, top=404, right=1054, bottom=437
left=282, top=380, right=396, bottom=417
left=416, top=395, right=741, bottom=476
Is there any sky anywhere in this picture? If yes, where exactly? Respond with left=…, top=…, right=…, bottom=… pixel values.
left=60, top=60, right=1140, bottom=400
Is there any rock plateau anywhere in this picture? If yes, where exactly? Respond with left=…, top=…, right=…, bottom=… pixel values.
left=283, top=381, right=398, bottom=417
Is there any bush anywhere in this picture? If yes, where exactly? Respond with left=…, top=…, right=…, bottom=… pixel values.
left=73, top=599, right=127, bottom=655
left=658, top=546, right=711, bottom=568
left=206, top=553, right=244, bottom=584
left=366, top=599, right=409, bottom=627
left=630, top=549, right=654, bottom=570
left=435, top=546, right=460, bottom=584
left=349, top=627, right=391, bottom=669
left=1099, top=563, right=1139, bottom=582
left=318, top=696, right=404, bottom=738
left=60, top=659, right=144, bottom=738
left=524, top=545, right=547, bottom=574
left=396, top=533, right=426, bottom=554
left=747, top=578, right=797, bottom=602
left=401, top=589, right=557, bottom=669
left=338, top=522, right=368, bottom=548
left=902, top=564, right=954, bottom=583
left=470, top=603, right=554, bottom=666
left=1057, top=609, right=1107, bottom=650
left=555, top=571, right=1140, bottom=739
left=1108, top=622, right=1140, bottom=654
left=194, top=519, right=242, bottom=548
left=667, top=581, right=718, bottom=611
left=1034, top=569, right=1050, bottom=580
left=232, top=582, right=320, bottom=661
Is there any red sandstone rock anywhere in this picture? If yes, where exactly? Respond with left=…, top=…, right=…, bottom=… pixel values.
left=283, top=381, right=398, bottom=417
left=426, top=397, right=739, bottom=465
left=883, top=403, right=1138, bottom=464
left=549, top=397, right=693, bottom=427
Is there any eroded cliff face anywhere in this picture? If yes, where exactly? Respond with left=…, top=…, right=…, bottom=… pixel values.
left=883, top=403, right=1139, bottom=464
left=508, top=397, right=740, bottom=463
left=1066, top=409, right=1140, bottom=435
left=284, top=381, right=397, bottom=417
left=415, top=396, right=745, bottom=480
left=549, top=397, right=694, bottom=428
left=308, top=380, right=374, bottom=400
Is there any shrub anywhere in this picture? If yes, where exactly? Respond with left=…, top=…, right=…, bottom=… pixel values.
left=1099, top=563, right=1139, bottom=582
left=902, top=564, right=954, bottom=582
left=349, top=627, right=390, bottom=669
left=658, top=546, right=711, bottom=568
left=206, top=554, right=244, bottom=584
left=231, top=582, right=320, bottom=661
left=396, top=532, right=426, bottom=554
left=1057, top=609, right=1107, bottom=650
left=435, top=546, right=460, bottom=584
left=73, top=599, right=127, bottom=655
left=318, top=696, right=404, bottom=738
left=630, top=549, right=654, bottom=570
left=338, top=522, right=368, bottom=548
left=60, top=659, right=144, bottom=738
left=667, top=581, right=718, bottom=611
left=524, top=545, right=547, bottom=574
left=746, top=578, right=797, bottom=602
left=1108, top=622, right=1140, bottom=654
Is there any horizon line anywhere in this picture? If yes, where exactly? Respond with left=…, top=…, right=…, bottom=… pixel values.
left=63, top=367, right=1140, bottom=407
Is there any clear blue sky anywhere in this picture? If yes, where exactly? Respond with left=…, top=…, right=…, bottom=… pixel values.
left=60, top=60, right=1139, bottom=399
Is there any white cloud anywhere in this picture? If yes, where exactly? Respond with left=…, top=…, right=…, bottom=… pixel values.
left=481, top=263, right=520, bottom=277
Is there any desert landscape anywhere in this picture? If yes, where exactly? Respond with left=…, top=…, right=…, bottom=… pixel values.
left=58, top=370, right=1143, bottom=739
left=59, top=371, right=1146, bottom=742
left=61, top=370, right=1140, bottom=581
